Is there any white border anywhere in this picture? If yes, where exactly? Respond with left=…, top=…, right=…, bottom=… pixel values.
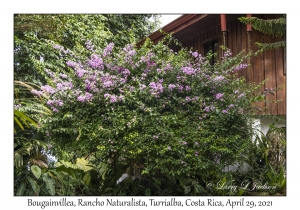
left=2, top=1, right=298, bottom=209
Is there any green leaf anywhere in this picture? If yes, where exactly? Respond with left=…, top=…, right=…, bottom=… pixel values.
left=16, top=182, right=26, bottom=196
left=83, top=172, right=91, bottom=186
left=31, top=165, right=41, bottom=179
left=145, top=188, right=151, bottom=196
left=42, top=173, right=56, bottom=195
left=27, top=176, right=39, bottom=194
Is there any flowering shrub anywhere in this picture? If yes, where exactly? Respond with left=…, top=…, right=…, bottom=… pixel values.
left=34, top=37, right=263, bottom=180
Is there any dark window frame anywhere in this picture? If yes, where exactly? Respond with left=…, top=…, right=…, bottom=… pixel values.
left=204, top=39, right=219, bottom=65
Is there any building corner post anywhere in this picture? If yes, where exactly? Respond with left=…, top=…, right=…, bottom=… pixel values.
left=246, top=14, right=252, bottom=82
left=220, top=14, right=227, bottom=59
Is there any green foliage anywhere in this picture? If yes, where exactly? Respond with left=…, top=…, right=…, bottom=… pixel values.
left=35, top=33, right=268, bottom=188
left=243, top=125, right=286, bottom=195
left=255, top=41, right=285, bottom=50
left=102, top=14, right=161, bottom=48
left=31, top=165, right=42, bottom=179
left=13, top=14, right=162, bottom=196
left=239, top=15, right=286, bottom=50
left=42, top=173, right=56, bottom=195
left=239, top=16, right=286, bottom=37
left=14, top=14, right=282, bottom=196
left=14, top=14, right=160, bottom=84
left=16, top=182, right=27, bottom=196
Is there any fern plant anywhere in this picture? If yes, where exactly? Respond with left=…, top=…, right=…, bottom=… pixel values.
left=239, top=15, right=286, bottom=50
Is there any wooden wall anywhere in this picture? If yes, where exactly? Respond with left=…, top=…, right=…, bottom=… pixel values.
left=171, top=14, right=286, bottom=116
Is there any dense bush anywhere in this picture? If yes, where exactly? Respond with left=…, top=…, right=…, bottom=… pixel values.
left=32, top=35, right=263, bottom=184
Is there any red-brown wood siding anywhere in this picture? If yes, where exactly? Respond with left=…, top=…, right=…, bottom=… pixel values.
left=274, top=37, right=286, bottom=115
left=262, top=14, right=278, bottom=115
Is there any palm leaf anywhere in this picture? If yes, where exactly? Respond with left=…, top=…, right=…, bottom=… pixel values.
left=14, top=109, right=38, bottom=132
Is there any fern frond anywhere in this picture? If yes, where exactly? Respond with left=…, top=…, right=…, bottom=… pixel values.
left=239, top=16, right=286, bottom=37
left=255, top=41, right=286, bottom=50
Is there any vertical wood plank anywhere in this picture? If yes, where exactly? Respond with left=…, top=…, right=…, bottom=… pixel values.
left=231, top=17, right=237, bottom=56
left=275, top=36, right=286, bottom=115
left=227, top=19, right=233, bottom=53
left=236, top=16, right=243, bottom=79
left=263, top=14, right=277, bottom=115
left=251, top=18, right=265, bottom=114
left=240, top=16, right=248, bottom=81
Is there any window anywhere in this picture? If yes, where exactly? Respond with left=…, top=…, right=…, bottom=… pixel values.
left=204, top=40, right=218, bottom=65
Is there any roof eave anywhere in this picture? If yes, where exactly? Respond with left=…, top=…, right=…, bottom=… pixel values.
left=137, top=14, right=209, bottom=46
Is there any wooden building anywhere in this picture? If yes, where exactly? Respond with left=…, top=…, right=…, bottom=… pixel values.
left=138, top=14, right=286, bottom=124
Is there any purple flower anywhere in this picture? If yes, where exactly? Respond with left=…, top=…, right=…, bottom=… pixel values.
left=238, top=93, right=245, bottom=98
left=84, top=92, right=93, bottom=101
left=58, top=100, right=63, bottom=106
left=192, top=96, right=199, bottom=101
left=234, top=63, right=248, bottom=71
left=85, top=40, right=94, bottom=51
left=53, top=44, right=64, bottom=51
left=185, top=85, right=191, bottom=91
left=178, top=85, right=184, bottom=92
left=215, top=93, right=224, bottom=100
left=103, top=43, right=114, bottom=57
left=88, top=54, right=104, bottom=69
left=76, top=68, right=86, bottom=78
left=46, top=100, right=53, bottom=106
left=77, top=96, right=85, bottom=102
left=149, top=81, right=164, bottom=96
left=14, top=104, right=22, bottom=110
left=224, top=50, right=232, bottom=57
left=59, top=73, right=68, bottom=79
left=228, top=104, right=235, bottom=108
left=41, top=85, right=56, bottom=95
left=139, top=84, right=146, bottom=91
left=110, top=95, right=117, bottom=103
left=168, top=84, right=176, bottom=91
left=118, top=95, right=124, bottom=101
left=122, top=69, right=130, bottom=77
left=192, top=51, right=198, bottom=58
left=164, top=63, right=172, bottom=71
left=182, top=66, right=196, bottom=75
left=222, top=110, right=228, bottom=114
left=213, top=76, right=225, bottom=82
left=56, top=83, right=63, bottom=90
left=66, top=60, right=77, bottom=68
left=104, top=93, right=111, bottom=99
left=204, top=106, right=210, bottom=112
left=31, top=89, right=43, bottom=96
left=195, top=151, right=199, bottom=156
left=182, top=141, right=187, bottom=145
left=103, top=80, right=114, bottom=88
